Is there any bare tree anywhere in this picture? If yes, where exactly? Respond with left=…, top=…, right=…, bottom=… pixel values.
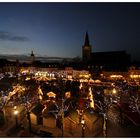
left=129, top=94, right=140, bottom=114
left=95, top=94, right=112, bottom=137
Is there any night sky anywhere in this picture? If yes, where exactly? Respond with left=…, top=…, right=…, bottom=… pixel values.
left=0, top=3, right=139, bottom=60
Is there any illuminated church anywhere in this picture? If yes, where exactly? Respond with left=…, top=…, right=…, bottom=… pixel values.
left=82, top=32, right=131, bottom=71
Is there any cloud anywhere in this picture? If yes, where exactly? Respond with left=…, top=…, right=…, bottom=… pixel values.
left=10, top=36, right=29, bottom=41
left=0, top=31, right=30, bottom=42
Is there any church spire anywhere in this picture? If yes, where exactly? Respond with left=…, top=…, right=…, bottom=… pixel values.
left=84, top=32, right=90, bottom=46
left=30, top=50, right=35, bottom=64
left=82, top=31, right=92, bottom=62
left=31, top=50, right=34, bottom=57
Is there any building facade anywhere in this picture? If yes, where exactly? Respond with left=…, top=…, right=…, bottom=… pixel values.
left=82, top=32, right=131, bottom=71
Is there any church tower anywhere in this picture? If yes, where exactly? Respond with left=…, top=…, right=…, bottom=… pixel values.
left=82, top=32, right=92, bottom=62
left=30, top=50, right=35, bottom=63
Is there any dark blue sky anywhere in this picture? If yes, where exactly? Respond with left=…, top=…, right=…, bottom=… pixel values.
left=0, top=3, right=139, bottom=60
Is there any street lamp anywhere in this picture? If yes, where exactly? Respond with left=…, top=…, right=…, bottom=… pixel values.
left=81, top=118, right=85, bottom=137
left=24, top=103, right=32, bottom=133
left=103, top=113, right=107, bottom=137
left=61, top=98, right=64, bottom=137
left=14, top=106, right=18, bottom=128
left=27, top=110, right=32, bottom=133
left=77, top=109, right=83, bottom=124
left=23, top=93, right=32, bottom=133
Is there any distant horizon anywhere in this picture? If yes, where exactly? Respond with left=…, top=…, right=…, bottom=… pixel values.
left=0, top=49, right=130, bottom=58
left=0, top=49, right=140, bottom=62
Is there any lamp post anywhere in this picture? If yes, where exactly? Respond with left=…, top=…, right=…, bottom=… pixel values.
left=103, top=113, right=107, bottom=137
left=24, top=94, right=32, bottom=133
left=27, top=110, right=32, bottom=133
left=81, top=118, right=85, bottom=137
left=14, top=106, right=18, bottom=128
left=25, top=103, right=32, bottom=133
left=78, top=109, right=83, bottom=124
left=61, top=98, right=64, bottom=137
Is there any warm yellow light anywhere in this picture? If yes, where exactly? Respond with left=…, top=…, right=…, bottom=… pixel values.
left=65, top=92, right=71, bottom=98
left=79, top=73, right=91, bottom=79
left=110, top=75, right=123, bottom=78
left=81, top=119, right=85, bottom=124
left=25, top=77, right=30, bottom=81
left=130, top=74, right=140, bottom=79
left=68, top=75, right=72, bottom=79
left=14, top=110, right=18, bottom=115
left=79, top=83, right=83, bottom=89
left=14, top=106, right=17, bottom=110
left=39, top=95, right=43, bottom=100
left=100, top=74, right=103, bottom=77
left=88, top=87, right=94, bottom=108
left=112, top=88, right=117, bottom=94
left=47, top=92, right=56, bottom=98
left=94, top=80, right=101, bottom=83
